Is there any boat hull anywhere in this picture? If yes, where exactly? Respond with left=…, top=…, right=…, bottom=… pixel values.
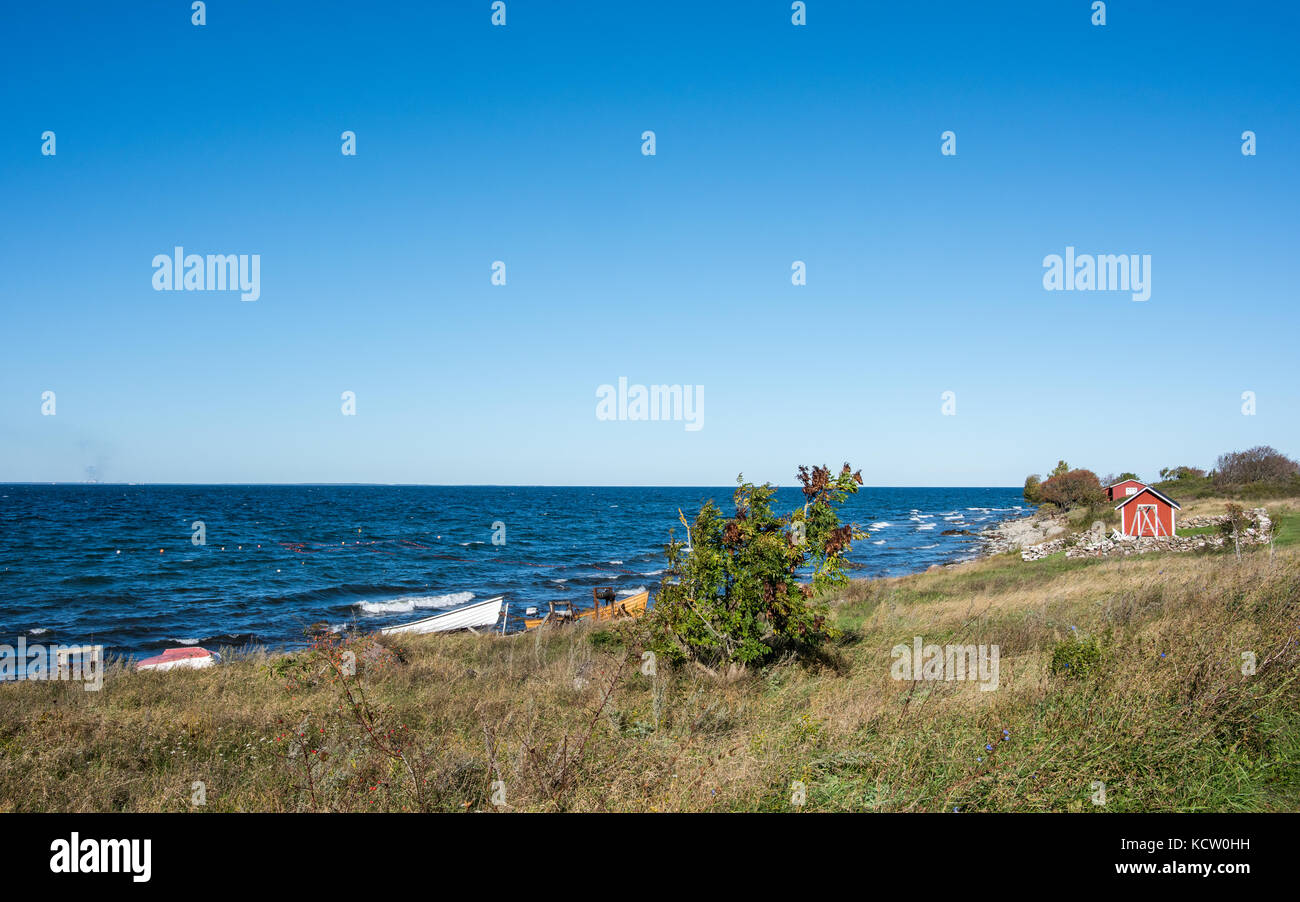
left=381, top=596, right=504, bottom=635
left=137, top=647, right=221, bottom=672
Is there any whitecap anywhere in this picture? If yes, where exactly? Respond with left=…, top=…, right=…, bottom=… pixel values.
left=869, top=521, right=892, bottom=529
left=356, top=590, right=475, bottom=615
left=617, top=586, right=647, bottom=596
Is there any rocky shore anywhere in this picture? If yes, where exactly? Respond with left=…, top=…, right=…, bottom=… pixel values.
left=977, top=511, right=1068, bottom=556
left=979, top=507, right=1274, bottom=562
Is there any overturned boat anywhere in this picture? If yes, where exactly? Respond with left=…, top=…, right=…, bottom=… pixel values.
left=136, top=647, right=221, bottom=672
left=380, top=595, right=504, bottom=635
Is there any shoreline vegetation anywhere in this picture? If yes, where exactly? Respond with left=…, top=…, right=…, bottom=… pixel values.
left=2, top=459, right=1298, bottom=812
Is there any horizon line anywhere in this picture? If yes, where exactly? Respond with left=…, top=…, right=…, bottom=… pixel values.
left=0, top=481, right=1024, bottom=490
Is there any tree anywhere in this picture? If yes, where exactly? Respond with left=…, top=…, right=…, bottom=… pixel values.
left=1214, top=446, right=1299, bottom=485
left=1222, top=503, right=1248, bottom=559
left=1023, top=474, right=1044, bottom=504
left=1117, top=471, right=1139, bottom=482
left=650, top=464, right=863, bottom=671
left=1051, top=460, right=1070, bottom=478
left=1039, top=469, right=1105, bottom=509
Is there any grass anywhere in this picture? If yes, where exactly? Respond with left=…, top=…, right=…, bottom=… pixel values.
left=2, top=536, right=1298, bottom=813
left=1153, top=473, right=1300, bottom=503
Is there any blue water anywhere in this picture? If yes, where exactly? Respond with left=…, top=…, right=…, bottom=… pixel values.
left=0, top=485, right=1027, bottom=657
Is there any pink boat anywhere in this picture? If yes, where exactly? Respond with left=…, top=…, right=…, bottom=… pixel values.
left=136, top=647, right=221, bottom=672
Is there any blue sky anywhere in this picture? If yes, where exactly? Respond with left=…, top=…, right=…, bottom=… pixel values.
left=1, top=1, right=1296, bottom=486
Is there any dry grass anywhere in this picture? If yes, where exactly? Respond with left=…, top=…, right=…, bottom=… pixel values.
left=1178, top=495, right=1298, bottom=520
left=2, top=538, right=1298, bottom=813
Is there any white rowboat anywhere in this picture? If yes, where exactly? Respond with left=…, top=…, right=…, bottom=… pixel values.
left=380, top=596, right=504, bottom=635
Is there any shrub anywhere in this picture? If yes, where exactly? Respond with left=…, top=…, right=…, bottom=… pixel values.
left=1050, top=635, right=1103, bottom=680
left=1039, top=468, right=1105, bottom=510
left=1160, top=465, right=1206, bottom=481
left=1023, top=474, right=1043, bottom=504
left=649, top=464, right=863, bottom=670
left=1214, top=446, right=1300, bottom=485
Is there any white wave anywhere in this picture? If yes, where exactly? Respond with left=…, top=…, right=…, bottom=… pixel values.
left=869, top=521, right=892, bottom=529
left=617, top=586, right=647, bottom=596
left=551, top=578, right=568, bottom=584
left=170, top=637, right=201, bottom=645
left=871, top=540, right=886, bottom=545
left=643, top=569, right=664, bottom=576
left=28, top=627, right=50, bottom=635
left=609, top=560, right=623, bottom=565
left=356, top=590, right=474, bottom=615
left=917, top=543, right=939, bottom=549
left=916, top=524, right=935, bottom=531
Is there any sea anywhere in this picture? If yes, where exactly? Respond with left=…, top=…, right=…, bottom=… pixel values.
left=0, top=485, right=1029, bottom=658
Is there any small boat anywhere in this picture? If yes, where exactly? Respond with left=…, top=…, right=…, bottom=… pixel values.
left=524, top=588, right=649, bottom=630
left=137, top=647, right=221, bottom=672
left=380, top=595, right=504, bottom=635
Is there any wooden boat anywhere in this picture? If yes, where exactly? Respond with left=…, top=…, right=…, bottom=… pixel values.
left=136, top=647, right=221, bottom=672
left=524, top=588, right=649, bottom=629
left=381, top=595, right=504, bottom=635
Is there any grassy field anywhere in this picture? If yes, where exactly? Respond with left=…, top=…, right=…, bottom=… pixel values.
left=2, top=508, right=1298, bottom=813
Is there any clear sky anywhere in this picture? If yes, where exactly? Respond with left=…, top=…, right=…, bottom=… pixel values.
left=1, top=1, right=1296, bottom=486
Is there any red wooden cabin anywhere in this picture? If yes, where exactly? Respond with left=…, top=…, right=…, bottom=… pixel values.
left=1105, top=478, right=1146, bottom=502
left=1115, top=486, right=1180, bottom=537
